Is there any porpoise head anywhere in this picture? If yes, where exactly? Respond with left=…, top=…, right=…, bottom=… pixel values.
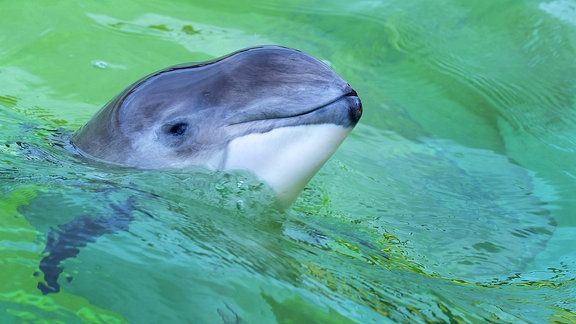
left=72, top=46, right=362, bottom=207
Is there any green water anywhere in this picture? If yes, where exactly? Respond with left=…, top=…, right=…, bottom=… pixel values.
left=1, top=0, right=575, bottom=323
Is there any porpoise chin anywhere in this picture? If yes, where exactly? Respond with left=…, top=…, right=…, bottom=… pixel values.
left=72, top=46, right=362, bottom=208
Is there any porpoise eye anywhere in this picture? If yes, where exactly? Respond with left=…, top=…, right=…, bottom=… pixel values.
left=168, top=122, right=188, bottom=136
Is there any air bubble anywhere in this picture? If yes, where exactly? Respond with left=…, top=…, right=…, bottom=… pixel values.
left=91, top=60, right=109, bottom=69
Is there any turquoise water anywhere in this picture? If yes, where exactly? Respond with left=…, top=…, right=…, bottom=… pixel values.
left=1, top=0, right=575, bottom=322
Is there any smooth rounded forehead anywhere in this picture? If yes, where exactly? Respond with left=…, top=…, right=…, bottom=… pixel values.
left=124, top=46, right=339, bottom=101
left=116, top=46, right=345, bottom=125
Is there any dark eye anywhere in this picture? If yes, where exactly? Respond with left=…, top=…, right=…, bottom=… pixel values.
left=168, top=122, right=188, bottom=136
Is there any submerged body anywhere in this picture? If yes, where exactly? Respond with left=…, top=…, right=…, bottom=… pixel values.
left=72, top=46, right=362, bottom=207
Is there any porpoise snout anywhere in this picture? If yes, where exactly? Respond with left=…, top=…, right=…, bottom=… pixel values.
left=344, top=87, right=362, bottom=125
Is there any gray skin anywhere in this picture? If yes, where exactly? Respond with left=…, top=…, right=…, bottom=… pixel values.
left=72, top=46, right=362, bottom=206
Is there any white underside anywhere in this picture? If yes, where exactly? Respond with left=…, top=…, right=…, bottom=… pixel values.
left=224, top=124, right=351, bottom=208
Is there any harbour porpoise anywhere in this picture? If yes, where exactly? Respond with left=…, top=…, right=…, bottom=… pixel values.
left=37, top=46, right=362, bottom=294
left=72, top=45, right=362, bottom=207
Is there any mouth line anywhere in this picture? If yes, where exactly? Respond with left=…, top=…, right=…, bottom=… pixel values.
left=227, top=89, right=359, bottom=127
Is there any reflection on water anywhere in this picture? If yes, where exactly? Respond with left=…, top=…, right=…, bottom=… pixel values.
left=1, top=0, right=575, bottom=322
left=540, top=0, right=576, bottom=25
left=328, top=126, right=557, bottom=282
